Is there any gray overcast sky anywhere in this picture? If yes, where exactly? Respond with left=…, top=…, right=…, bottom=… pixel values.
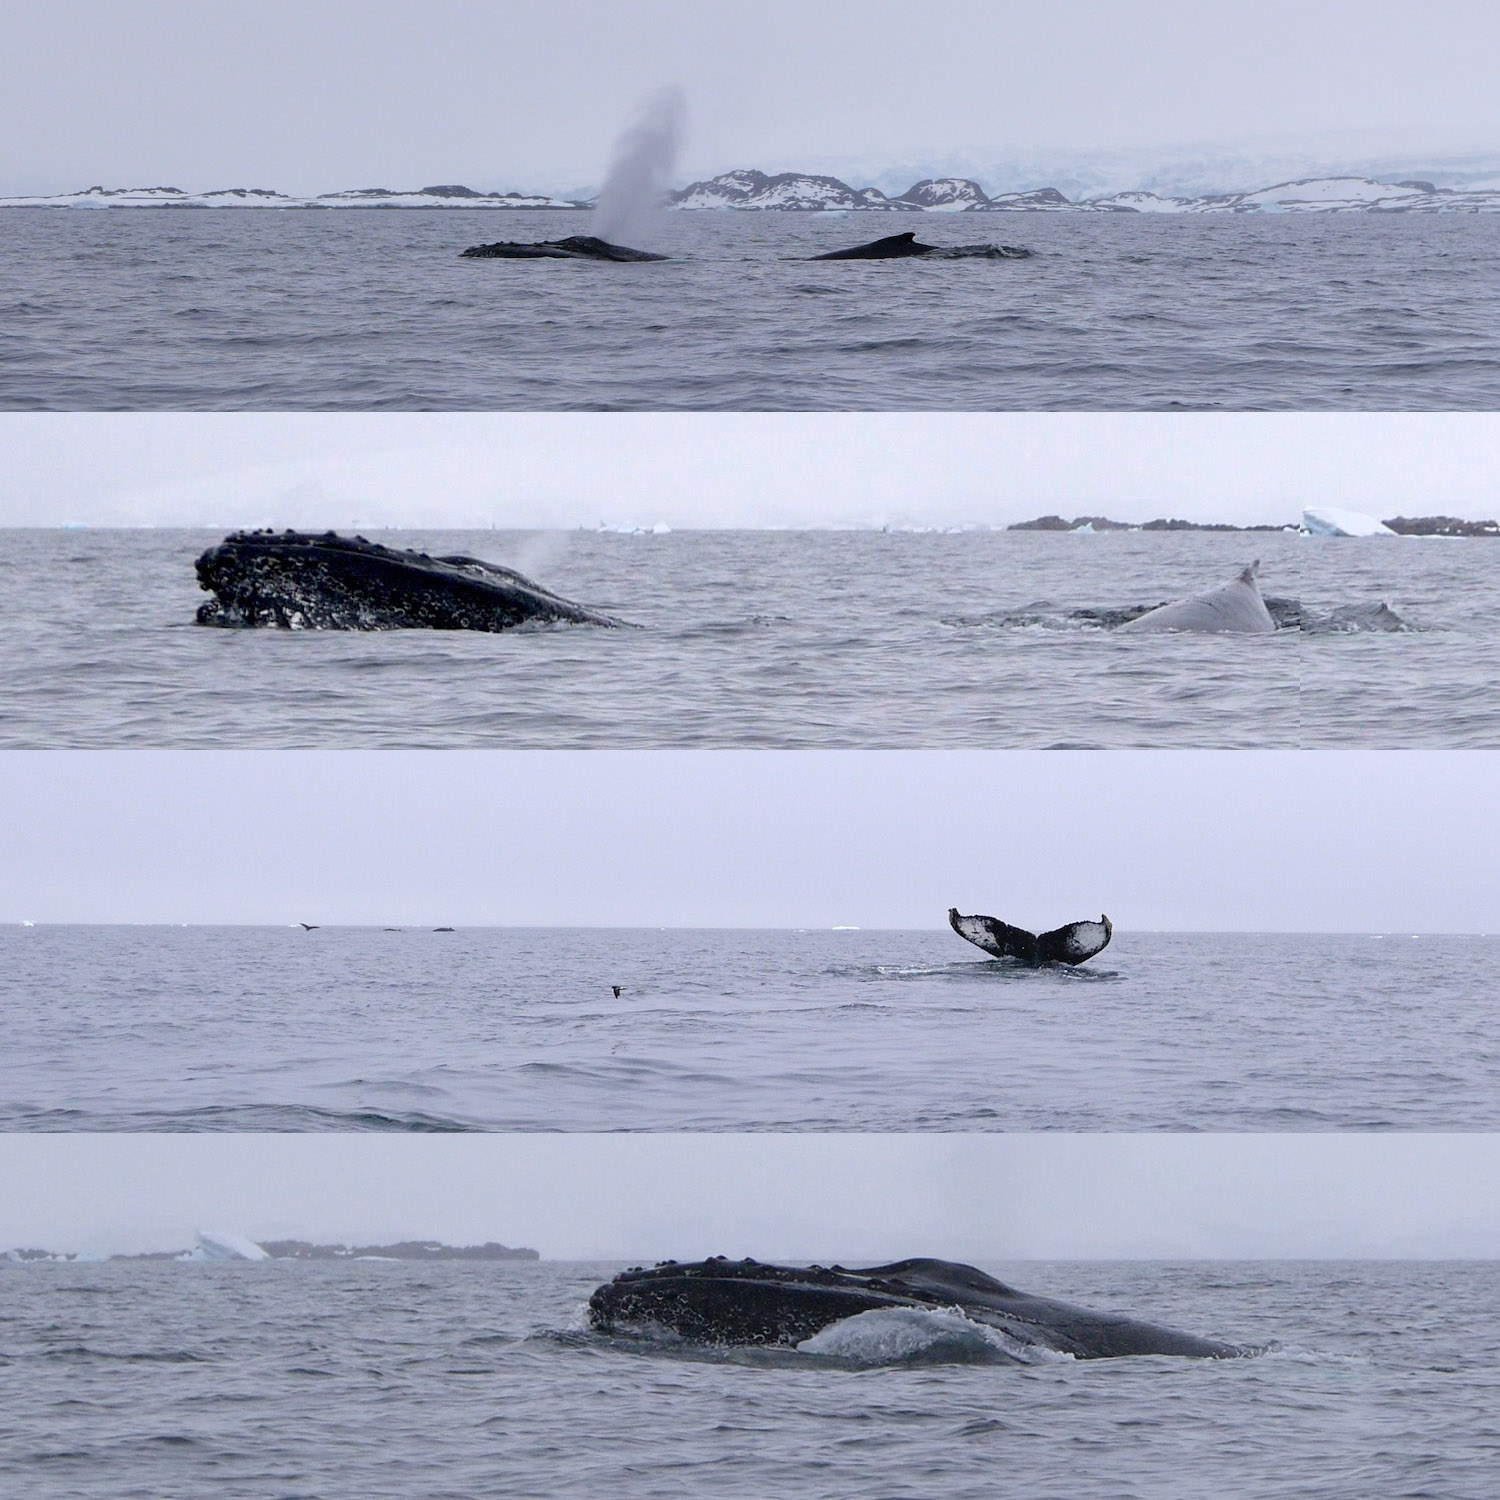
left=4, top=1134, right=1500, bottom=1260
left=2, top=414, right=1497, bottom=529
left=2, top=750, right=1497, bottom=931
left=3, top=2, right=1500, bottom=195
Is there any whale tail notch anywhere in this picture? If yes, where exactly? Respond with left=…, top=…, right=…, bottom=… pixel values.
left=949, top=908, right=1112, bottom=967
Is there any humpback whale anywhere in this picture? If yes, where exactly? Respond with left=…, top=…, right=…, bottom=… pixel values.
left=589, top=1257, right=1248, bottom=1360
left=1115, top=562, right=1276, bottom=634
left=460, top=235, right=668, bottom=261
left=1299, top=601, right=1412, bottom=633
left=811, top=231, right=1031, bottom=261
left=194, top=531, right=626, bottom=631
left=955, top=581, right=1411, bottom=634
left=949, top=909, right=1112, bottom=966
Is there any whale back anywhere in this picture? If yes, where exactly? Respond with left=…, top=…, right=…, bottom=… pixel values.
left=1117, top=562, right=1276, bottom=634
left=812, top=232, right=935, bottom=260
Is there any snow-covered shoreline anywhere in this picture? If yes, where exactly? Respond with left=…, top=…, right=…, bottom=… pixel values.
left=0, top=185, right=589, bottom=210
left=6, top=171, right=1500, bottom=213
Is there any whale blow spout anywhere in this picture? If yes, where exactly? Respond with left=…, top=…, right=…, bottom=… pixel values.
left=589, top=1257, right=1251, bottom=1360
left=194, top=530, right=628, bottom=631
left=594, top=86, right=685, bottom=248
left=949, top=909, right=1113, bottom=966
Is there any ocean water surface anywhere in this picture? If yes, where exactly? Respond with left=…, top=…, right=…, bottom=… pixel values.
left=4, top=209, right=1500, bottom=410
left=3, top=528, right=1496, bottom=747
left=4, top=927, right=1495, bottom=1131
left=1, top=1258, right=1494, bottom=1499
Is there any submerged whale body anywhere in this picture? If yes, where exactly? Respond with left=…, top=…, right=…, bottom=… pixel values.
left=811, top=231, right=1031, bottom=261
left=194, top=530, right=626, bottom=631
left=589, top=1257, right=1247, bottom=1360
left=1300, top=601, right=1413, bottom=634
left=1115, top=562, right=1276, bottom=634
left=949, top=909, right=1112, bottom=966
left=460, top=235, right=668, bottom=261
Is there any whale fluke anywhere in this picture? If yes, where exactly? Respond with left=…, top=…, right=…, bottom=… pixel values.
left=811, top=231, right=1031, bottom=261
left=1115, top=561, right=1276, bottom=634
left=460, top=235, right=668, bottom=262
left=194, top=530, right=628, bottom=632
left=589, top=1257, right=1249, bottom=1360
left=949, top=908, right=1112, bottom=966
left=298, top=923, right=319, bottom=931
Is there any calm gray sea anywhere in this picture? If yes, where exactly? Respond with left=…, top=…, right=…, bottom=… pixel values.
left=4, top=927, right=1495, bottom=1131
left=3, top=210, right=1500, bottom=410
left=3, top=528, right=1495, bottom=747
left=1, top=1258, right=1494, bottom=1499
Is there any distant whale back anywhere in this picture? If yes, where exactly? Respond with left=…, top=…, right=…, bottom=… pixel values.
left=811, top=232, right=1032, bottom=261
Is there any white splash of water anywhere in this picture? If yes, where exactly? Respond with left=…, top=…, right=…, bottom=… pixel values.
left=593, top=87, right=685, bottom=247
left=796, top=1307, right=1038, bottom=1366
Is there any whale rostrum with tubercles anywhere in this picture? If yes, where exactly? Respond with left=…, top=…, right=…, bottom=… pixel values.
left=589, top=1257, right=1252, bottom=1360
left=460, top=235, right=669, bottom=262
left=194, top=531, right=627, bottom=631
left=1115, top=561, right=1277, bottom=634
left=949, top=908, right=1113, bottom=966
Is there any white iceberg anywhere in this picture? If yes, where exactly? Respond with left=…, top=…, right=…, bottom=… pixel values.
left=1300, top=506, right=1396, bottom=537
left=180, top=1230, right=271, bottom=1262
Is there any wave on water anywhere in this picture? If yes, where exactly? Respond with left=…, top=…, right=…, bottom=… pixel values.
left=0, top=1103, right=477, bottom=1132
left=862, top=960, right=1121, bottom=983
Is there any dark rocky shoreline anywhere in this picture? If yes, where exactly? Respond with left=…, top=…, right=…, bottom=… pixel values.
left=6, top=1239, right=541, bottom=1263
left=260, top=1239, right=540, bottom=1261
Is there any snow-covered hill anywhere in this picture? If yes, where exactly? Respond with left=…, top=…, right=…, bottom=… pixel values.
left=668, top=173, right=1111, bottom=211
left=1091, top=177, right=1500, bottom=213
left=668, top=169, right=921, bottom=211
left=0, top=184, right=586, bottom=209
left=669, top=170, right=1500, bottom=213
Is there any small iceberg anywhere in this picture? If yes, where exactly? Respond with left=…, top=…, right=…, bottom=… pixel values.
left=180, top=1230, right=271, bottom=1262
left=1300, top=506, right=1395, bottom=537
